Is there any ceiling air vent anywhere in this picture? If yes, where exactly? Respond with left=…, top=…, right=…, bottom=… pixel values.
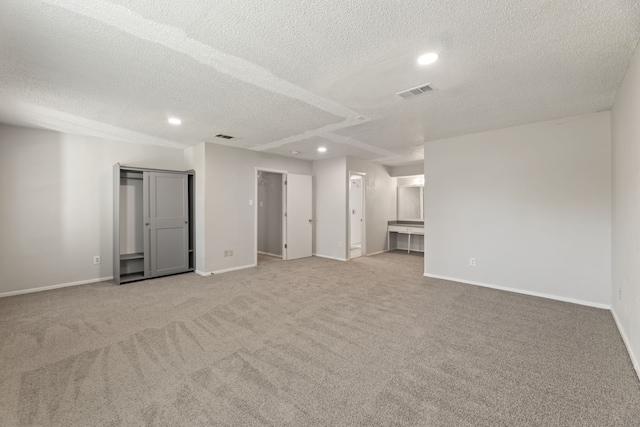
left=396, top=83, right=435, bottom=100
left=214, top=133, right=235, bottom=140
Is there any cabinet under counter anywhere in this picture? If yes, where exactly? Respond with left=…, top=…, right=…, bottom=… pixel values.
left=387, top=221, right=424, bottom=254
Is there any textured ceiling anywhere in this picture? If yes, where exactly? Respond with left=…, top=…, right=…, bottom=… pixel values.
left=1, top=0, right=639, bottom=165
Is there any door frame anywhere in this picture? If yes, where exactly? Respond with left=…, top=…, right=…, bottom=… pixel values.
left=255, top=168, right=287, bottom=265
left=348, top=171, right=366, bottom=259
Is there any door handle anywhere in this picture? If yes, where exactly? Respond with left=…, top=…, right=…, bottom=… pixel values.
left=145, top=222, right=150, bottom=226
left=308, top=219, right=312, bottom=223
left=185, top=221, right=188, bottom=224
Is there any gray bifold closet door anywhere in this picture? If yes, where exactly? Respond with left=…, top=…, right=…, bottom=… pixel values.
left=144, top=171, right=189, bottom=277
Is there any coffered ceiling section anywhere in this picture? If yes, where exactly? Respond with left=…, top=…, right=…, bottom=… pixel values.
left=0, top=0, right=639, bottom=164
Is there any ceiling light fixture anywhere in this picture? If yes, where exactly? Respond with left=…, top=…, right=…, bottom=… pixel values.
left=168, top=117, right=182, bottom=125
left=292, top=151, right=300, bottom=155
left=318, top=147, right=327, bottom=153
left=417, top=52, right=439, bottom=65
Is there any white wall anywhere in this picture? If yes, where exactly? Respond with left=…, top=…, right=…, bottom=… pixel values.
left=424, top=112, right=612, bottom=307
left=313, top=157, right=348, bottom=260
left=397, top=175, right=424, bottom=187
left=203, top=143, right=311, bottom=273
left=390, top=163, right=423, bottom=177
left=313, top=156, right=397, bottom=259
left=611, top=41, right=640, bottom=378
left=347, top=157, right=397, bottom=255
left=0, top=124, right=185, bottom=295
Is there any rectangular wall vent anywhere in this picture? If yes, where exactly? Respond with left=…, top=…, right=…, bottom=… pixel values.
left=396, top=84, right=435, bottom=100
left=214, top=133, right=235, bottom=140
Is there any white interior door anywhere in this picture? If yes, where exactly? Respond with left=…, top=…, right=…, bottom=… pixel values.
left=285, top=174, right=312, bottom=260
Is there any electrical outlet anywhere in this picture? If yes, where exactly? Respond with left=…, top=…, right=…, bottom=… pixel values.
left=229, top=250, right=233, bottom=256
left=93, top=256, right=101, bottom=265
left=619, top=289, right=622, bottom=299
left=224, top=250, right=228, bottom=257
left=469, top=257, right=476, bottom=267
left=338, top=242, right=342, bottom=248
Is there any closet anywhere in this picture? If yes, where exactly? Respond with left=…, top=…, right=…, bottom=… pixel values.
left=113, top=163, right=195, bottom=284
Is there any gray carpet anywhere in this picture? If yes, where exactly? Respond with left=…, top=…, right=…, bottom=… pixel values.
left=257, top=253, right=283, bottom=265
left=0, top=252, right=638, bottom=426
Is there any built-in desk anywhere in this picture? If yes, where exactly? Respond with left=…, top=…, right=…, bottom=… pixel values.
left=387, top=222, right=424, bottom=253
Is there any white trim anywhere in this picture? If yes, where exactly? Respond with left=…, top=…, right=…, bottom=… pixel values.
left=422, top=273, right=611, bottom=309
left=611, top=308, right=640, bottom=381
left=366, top=250, right=389, bottom=256
left=212, top=263, right=256, bottom=275
left=195, top=270, right=211, bottom=276
left=313, top=253, right=348, bottom=262
left=258, top=251, right=283, bottom=259
left=0, top=276, right=113, bottom=298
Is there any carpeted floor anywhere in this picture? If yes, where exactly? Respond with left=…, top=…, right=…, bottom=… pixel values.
left=0, top=252, right=638, bottom=426
left=257, top=253, right=283, bottom=265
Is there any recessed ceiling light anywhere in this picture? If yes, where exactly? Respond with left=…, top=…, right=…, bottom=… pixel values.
left=168, top=117, right=182, bottom=125
left=417, top=52, right=439, bottom=65
left=318, top=147, right=327, bottom=153
left=292, top=151, right=300, bottom=155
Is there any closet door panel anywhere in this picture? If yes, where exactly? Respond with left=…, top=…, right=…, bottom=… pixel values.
left=149, top=172, right=189, bottom=276
left=154, top=228, right=187, bottom=272
left=155, top=175, right=188, bottom=218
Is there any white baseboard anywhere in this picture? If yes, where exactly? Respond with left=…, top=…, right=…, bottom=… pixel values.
left=423, top=273, right=611, bottom=310
left=195, top=270, right=211, bottom=276
left=366, top=250, right=389, bottom=256
left=211, top=264, right=256, bottom=275
left=0, top=276, right=114, bottom=298
left=313, top=253, right=348, bottom=262
left=258, top=251, right=282, bottom=258
left=611, top=308, right=640, bottom=381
